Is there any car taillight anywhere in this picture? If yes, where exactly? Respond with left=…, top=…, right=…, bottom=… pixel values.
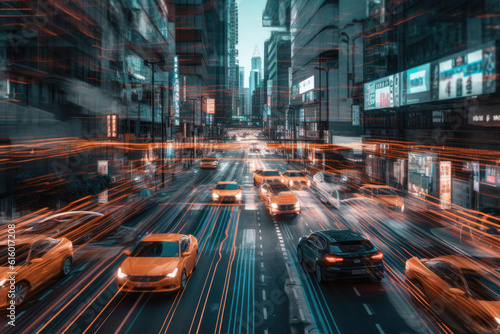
left=324, top=255, right=344, bottom=263
left=371, top=252, right=384, bottom=261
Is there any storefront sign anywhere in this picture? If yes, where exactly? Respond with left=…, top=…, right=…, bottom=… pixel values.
left=97, top=160, right=108, bottom=175
left=486, top=164, right=497, bottom=185
left=206, top=98, right=215, bottom=114
left=299, top=75, right=315, bottom=94
left=98, top=190, right=108, bottom=204
left=440, top=161, right=452, bottom=208
left=352, top=105, right=360, bottom=126
left=402, top=63, right=431, bottom=105
left=364, top=74, right=398, bottom=110
left=106, top=115, right=118, bottom=138
left=173, top=56, right=180, bottom=125
left=472, top=162, right=480, bottom=192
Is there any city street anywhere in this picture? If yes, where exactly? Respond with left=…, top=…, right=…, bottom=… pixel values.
left=1, top=150, right=471, bottom=334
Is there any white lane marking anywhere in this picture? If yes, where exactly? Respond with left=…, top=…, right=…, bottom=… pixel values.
left=353, top=287, right=361, bottom=297
left=299, top=309, right=305, bottom=321
left=363, top=303, right=373, bottom=315
left=38, top=289, right=53, bottom=301
left=375, top=324, right=385, bottom=334
left=293, top=289, right=298, bottom=299
left=263, top=307, right=268, bottom=320
left=264, top=329, right=268, bottom=334
left=261, top=274, right=265, bottom=283
left=190, top=204, right=203, bottom=210
left=260, top=236, right=262, bottom=240
left=260, top=244, right=263, bottom=249
left=259, top=229, right=261, bottom=233
left=261, top=262, right=264, bottom=268
left=262, top=290, right=266, bottom=300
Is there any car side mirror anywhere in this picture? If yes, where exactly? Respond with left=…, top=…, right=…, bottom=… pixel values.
left=30, top=258, right=43, bottom=263
left=182, top=251, right=192, bottom=257
left=123, top=250, right=131, bottom=256
left=238, top=185, right=242, bottom=190
left=447, top=288, right=466, bottom=296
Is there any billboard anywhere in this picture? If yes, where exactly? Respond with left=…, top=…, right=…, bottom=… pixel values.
left=402, top=63, right=431, bottom=105
left=106, top=115, right=118, bottom=138
left=364, top=74, right=398, bottom=110
left=437, top=43, right=496, bottom=101
left=440, top=161, right=452, bottom=209
left=206, top=98, right=215, bottom=114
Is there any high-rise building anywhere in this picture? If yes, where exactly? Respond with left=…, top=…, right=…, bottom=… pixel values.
left=249, top=46, right=262, bottom=112
left=227, top=0, right=239, bottom=122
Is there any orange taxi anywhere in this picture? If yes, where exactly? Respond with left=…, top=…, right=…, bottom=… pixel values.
left=117, top=233, right=198, bottom=292
left=259, top=181, right=301, bottom=216
left=212, top=182, right=243, bottom=203
left=200, top=157, right=218, bottom=169
left=281, top=170, right=310, bottom=189
left=0, top=235, right=73, bottom=307
left=253, top=169, right=282, bottom=186
left=359, top=185, right=405, bottom=212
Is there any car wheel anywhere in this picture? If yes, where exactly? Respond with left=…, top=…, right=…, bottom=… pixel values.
left=297, top=247, right=304, bottom=265
left=181, top=269, right=187, bottom=289
left=61, top=257, right=72, bottom=276
left=315, top=265, right=324, bottom=284
left=253, top=179, right=257, bottom=186
left=14, top=282, right=28, bottom=306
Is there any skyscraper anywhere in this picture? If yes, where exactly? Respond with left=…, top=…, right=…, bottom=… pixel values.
left=249, top=46, right=262, bottom=113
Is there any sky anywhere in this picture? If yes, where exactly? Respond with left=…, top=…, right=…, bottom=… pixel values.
left=237, top=0, right=272, bottom=88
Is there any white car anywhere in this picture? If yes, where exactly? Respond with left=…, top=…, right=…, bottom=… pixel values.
left=312, top=172, right=360, bottom=209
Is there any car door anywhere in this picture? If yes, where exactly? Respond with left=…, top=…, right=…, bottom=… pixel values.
left=28, top=239, right=59, bottom=288
left=260, top=184, right=270, bottom=203
left=180, top=237, right=194, bottom=274
left=254, top=170, right=262, bottom=183
left=302, top=235, right=321, bottom=267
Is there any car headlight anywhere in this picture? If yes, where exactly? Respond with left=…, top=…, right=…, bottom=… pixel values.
left=295, top=202, right=300, bottom=208
left=307, top=180, right=311, bottom=186
left=166, top=268, right=178, bottom=278
left=117, top=268, right=128, bottom=279
left=290, top=180, right=294, bottom=186
left=212, top=193, right=220, bottom=200
left=235, top=192, right=242, bottom=200
left=401, top=204, right=405, bottom=212
left=271, top=203, right=278, bottom=209
left=0, top=279, right=8, bottom=288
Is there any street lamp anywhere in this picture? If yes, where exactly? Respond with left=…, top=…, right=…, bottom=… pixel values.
left=315, top=66, right=330, bottom=144
left=144, top=59, right=165, bottom=185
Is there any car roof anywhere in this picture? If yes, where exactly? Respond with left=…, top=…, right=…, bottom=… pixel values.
left=284, top=170, right=302, bottom=173
left=41, top=211, right=103, bottom=223
left=430, top=255, right=495, bottom=271
left=360, top=184, right=394, bottom=189
left=314, top=229, right=367, bottom=243
left=0, top=235, right=51, bottom=246
left=217, top=181, right=237, bottom=185
left=141, top=233, right=187, bottom=242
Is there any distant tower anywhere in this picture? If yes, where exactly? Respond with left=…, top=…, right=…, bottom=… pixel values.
left=249, top=46, right=262, bottom=112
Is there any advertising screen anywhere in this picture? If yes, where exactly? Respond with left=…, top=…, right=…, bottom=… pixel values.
left=364, top=74, right=398, bottom=110
left=438, top=49, right=483, bottom=100
left=402, top=63, right=431, bottom=105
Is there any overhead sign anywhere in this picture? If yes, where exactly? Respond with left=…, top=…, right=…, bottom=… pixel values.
left=106, top=115, right=118, bottom=138
left=299, top=75, right=315, bottom=95
left=440, top=161, right=452, bottom=209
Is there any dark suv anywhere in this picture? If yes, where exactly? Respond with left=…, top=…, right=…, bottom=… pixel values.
left=297, top=229, right=384, bottom=283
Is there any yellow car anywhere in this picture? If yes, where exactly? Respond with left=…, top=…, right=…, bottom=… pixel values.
left=117, top=233, right=198, bottom=292
left=0, top=235, right=73, bottom=307
left=212, top=182, right=243, bottom=203
left=359, top=185, right=405, bottom=212
left=253, top=169, right=281, bottom=186
left=200, top=157, right=218, bottom=169
left=260, top=181, right=301, bottom=216
left=405, top=255, right=500, bottom=333
left=281, top=170, right=310, bottom=189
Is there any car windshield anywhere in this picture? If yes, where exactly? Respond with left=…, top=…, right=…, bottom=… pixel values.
left=0, top=244, right=30, bottom=266
left=271, top=185, right=290, bottom=194
left=264, top=171, right=280, bottom=176
left=138, top=189, right=153, bottom=197
left=289, top=172, right=305, bottom=177
left=374, top=188, right=397, bottom=196
left=131, top=241, right=179, bottom=257
left=463, top=269, right=500, bottom=301
left=323, top=174, right=337, bottom=183
left=329, top=241, right=375, bottom=253
left=215, top=184, right=238, bottom=190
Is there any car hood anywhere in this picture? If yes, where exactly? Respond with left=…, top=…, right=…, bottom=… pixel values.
left=289, top=176, right=309, bottom=182
left=374, top=195, right=403, bottom=206
left=478, top=300, right=500, bottom=319
left=271, top=192, right=297, bottom=204
left=213, top=189, right=241, bottom=196
left=120, top=257, right=180, bottom=276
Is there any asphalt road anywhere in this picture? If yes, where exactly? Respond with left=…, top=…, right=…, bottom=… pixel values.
left=2, top=150, right=471, bottom=334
